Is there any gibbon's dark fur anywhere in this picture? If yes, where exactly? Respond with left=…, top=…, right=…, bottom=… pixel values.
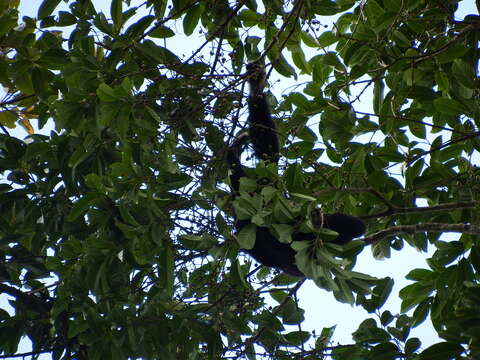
left=245, top=62, right=280, bottom=163
left=227, top=63, right=366, bottom=277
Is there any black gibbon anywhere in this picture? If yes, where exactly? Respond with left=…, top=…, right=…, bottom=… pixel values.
left=227, top=63, right=366, bottom=277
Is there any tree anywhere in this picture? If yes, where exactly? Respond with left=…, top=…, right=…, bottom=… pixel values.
left=0, top=0, right=479, bottom=358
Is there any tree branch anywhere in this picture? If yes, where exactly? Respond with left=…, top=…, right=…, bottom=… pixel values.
left=363, top=222, right=480, bottom=244
left=0, top=283, right=51, bottom=313
left=361, top=200, right=479, bottom=220
left=314, top=186, right=478, bottom=220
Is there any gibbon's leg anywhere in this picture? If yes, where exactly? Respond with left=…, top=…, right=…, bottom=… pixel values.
left=245, top=63, right=279, bottom=163
left=325, top=213, right=366, bottom=244
left=236, top=220, right=303, bottom=277
left=310, top=210, right=366, bottom=245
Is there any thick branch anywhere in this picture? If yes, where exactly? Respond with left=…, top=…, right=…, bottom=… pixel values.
left=363, top=223, right=480, bottom=244
left=361, top=200, right=479, bottom=220
left=0, top=94, right=35, bottom=107
left=314, top=186, right=478, bottom=219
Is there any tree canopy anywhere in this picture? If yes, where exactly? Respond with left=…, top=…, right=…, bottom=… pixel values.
left=0, top=0, right=479, bottom=359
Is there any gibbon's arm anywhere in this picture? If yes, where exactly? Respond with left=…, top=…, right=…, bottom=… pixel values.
left=245, top=63, right=279, bottom=163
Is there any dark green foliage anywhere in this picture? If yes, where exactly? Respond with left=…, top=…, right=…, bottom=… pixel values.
left=0, top=0, right=478, bottom=359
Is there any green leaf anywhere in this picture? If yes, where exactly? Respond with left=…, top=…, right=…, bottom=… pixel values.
left=38, top=0, right=61, bottom=19
left=96, top=83, right=118, bottom=102
left=284, top=330, right=310, bottom=346
left=93, top=12, right=114, bottom=35
left=68, top=145, right=90, bottom=169
left=110, top=0, right=122, bottom=29
left=316, top=325, right=336, bottom=348
left=365, top=0, right=384, bottom=19
left=270, top=55, right=297, bottom=78
left=313, top=1, right=343, bottom=15
left=419, top=342, right=464, bottom=360
left=278, top=301, right=305, bottom=324
left=32, top=67, right=51, bottom=98
left=0, top=9, right=18, bottom=37
left=400, top=282, right=434, bottom=312
left=67, top=192, right=100, bottom=221
left=371, top=277, right=394, bottom=310
left=98, top=102, right=121, bottom=127
left=296, top=126, right=318, bottom=142
left=352, top=318, right=391, bottom=343
left=283, top=163, right=305, bottom=193
left=438, top=43, right=469, bottom=64
left=125, top=15, right=154, bottom=38
left=39, top=49, right=70, bottom=69
left=392, top=29, right=411, bottom=47
left=288, top=92, right=310, bottom=109
left=317, top=31, right=338, bottom=47
left=323, top=52, right=344, bottom=71
left=373, top=79, right=384, bottom=114
left=470, top=246, right=480, bottom=274
left=433, top=97, right=467, bottom=115
left=68, top=320, right=89, bottom=338
left=383, top=0, right=401, bottom=11
left=403, top=68, right=424, bottom=86
left=0, top=110, right=17, bottom=128
left=405, top=338, right=421, bottom=354
left=239, top=9, right=260, bottom=26
left=183, top=4, right=202, bottom=36
left=452, top=59, right=476, bottom=89
left=269, top=289, right=287, bottom=303
left=159, top=245, right=174, bottom=296
left=334, top=278, right=355, bottom=304
left=271, top=224, right=293, bottom=244
left=301, top=31, right=319, bottom=47
left=231, top=40, right=245, bottom=73
left=291, top=46, right=310, bottom=73
left=380, top=311, right=394, bottom=326
left=237, top=224, right=256, bottom=250
left=435, top=71, right=449, bottom=92
left=149, top=25, right=175, bottom=38
left=353, top=24, right=376, bottom=40
left=374, top=12, right=397, bottom=33
left=136, top=40, right=180, bottom=65
left=57, top=11, right=77, bottom=26
left=406, top=268, right=434, bottom=281
left=351, top=148, right=366, bottom=177
left=412, top=298, right=430, bottom=327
